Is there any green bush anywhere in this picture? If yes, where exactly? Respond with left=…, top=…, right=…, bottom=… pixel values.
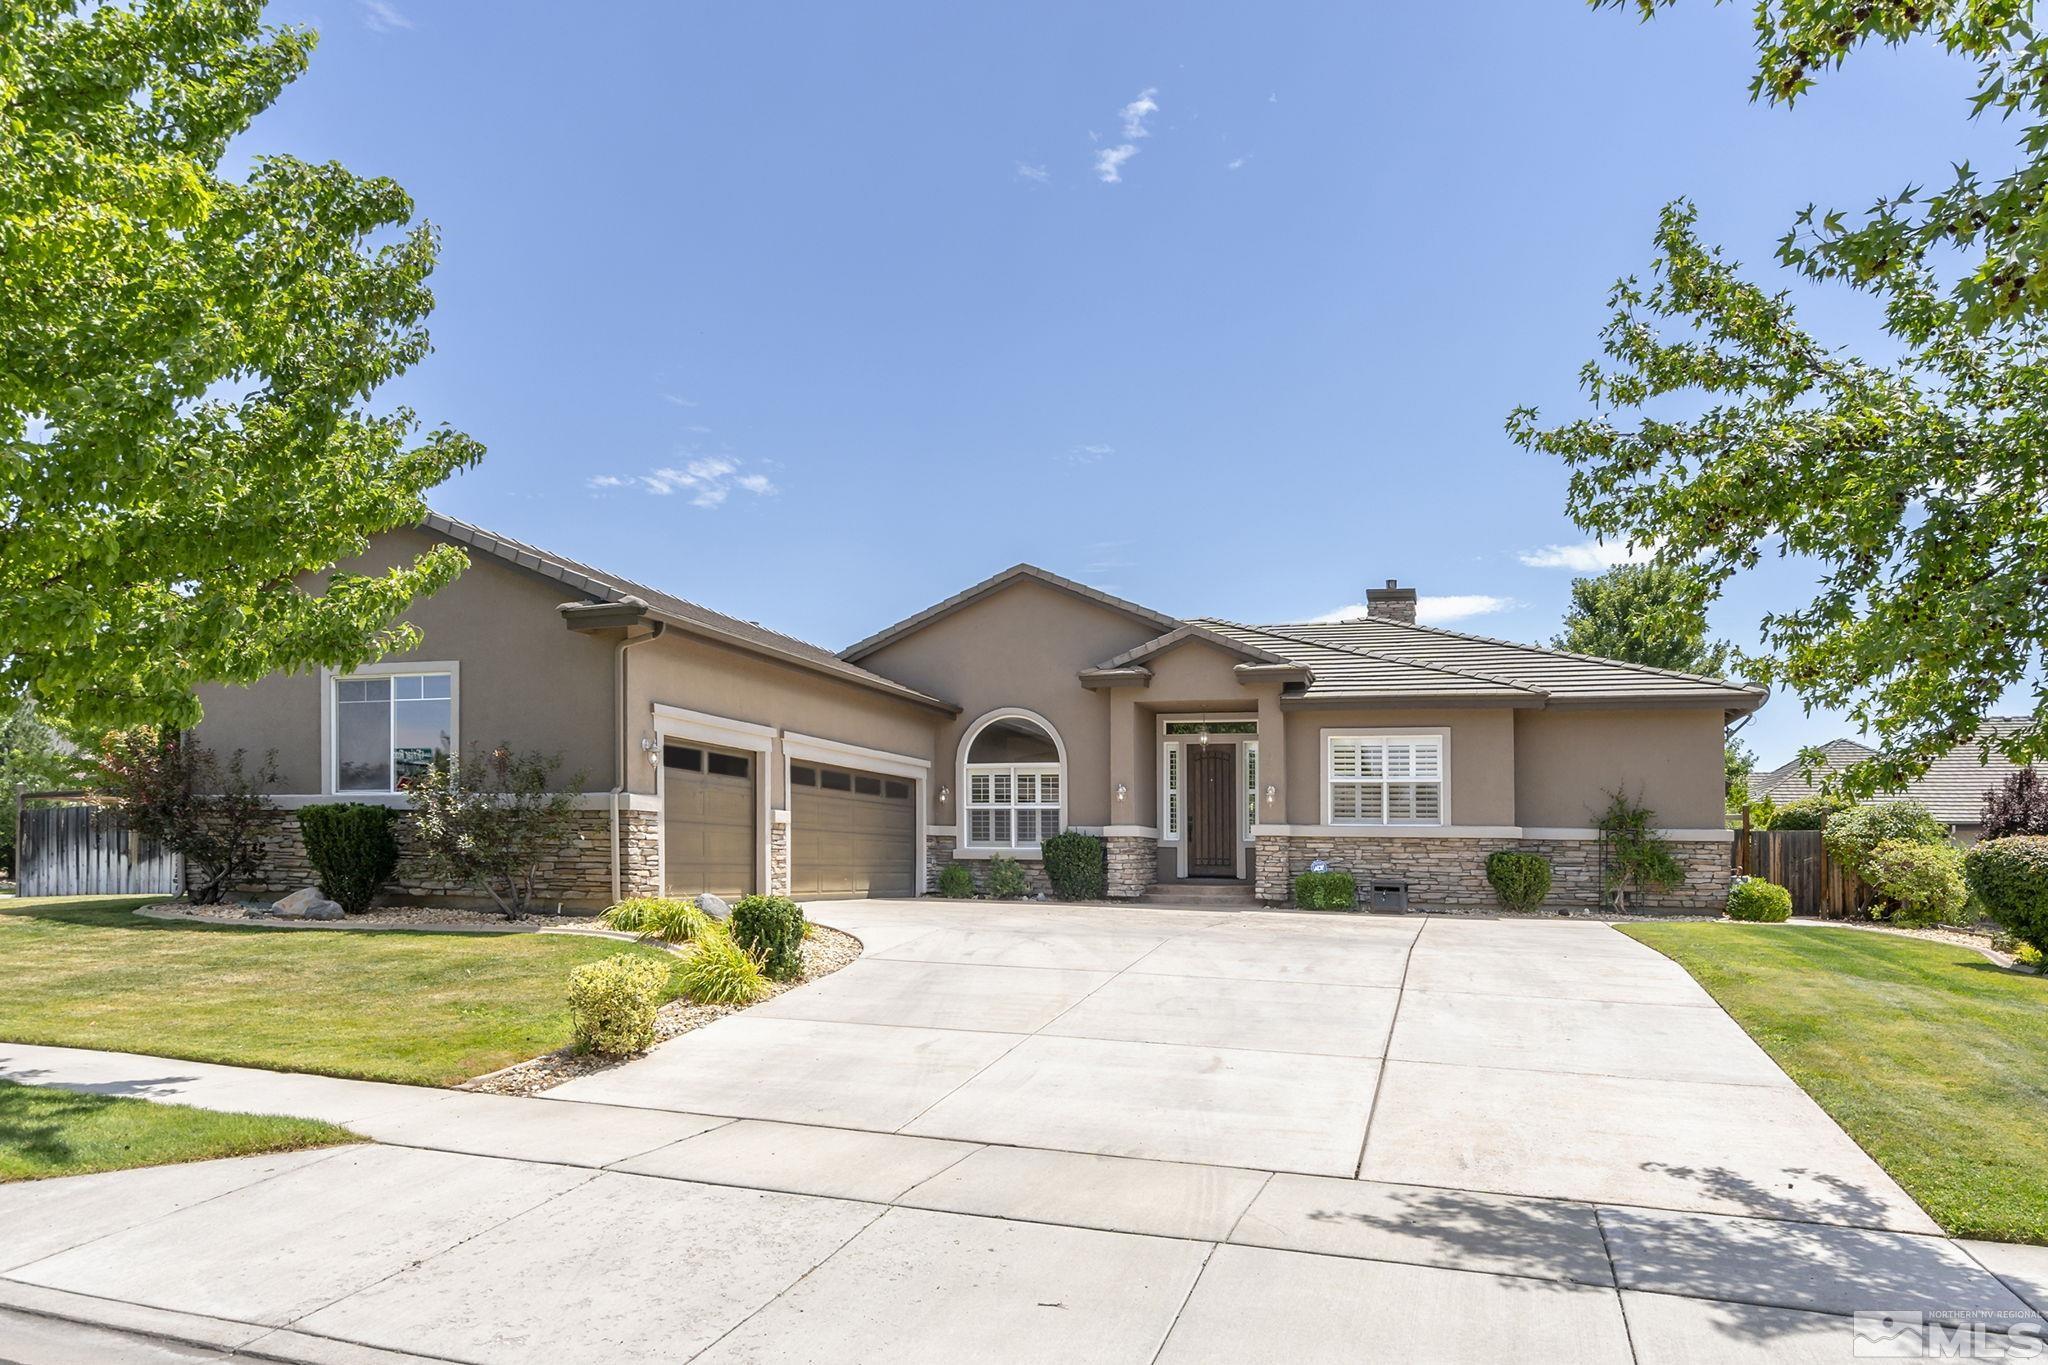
left=1294, top=870, right=1357, bottom=910
left=295, top=803, right=400, bottom=914
left=730, top=894, right=806, bottom=981
left=1765, top=795, right=1847, bottom=831
left=987, top=855, right=1029, bottom=900
left=1596, top=790, right=1685, bottom=912
left=599, top=896, right=711, bottom=942
left=1484, top=851, right=1552, bottom=912
left=1862, top=838, right=1971, bottom=927
left=674, top=931, right=768, bottom=1004
left=1965, top=836, right=2048, bottom=959
left=1824, top=801, right=1947, bottom=884
left=1041, top=832, right=1107, bottom=900
left=1726, top=877, right=1793, bottom=922
left=567, top=953, right=672, bottom=1056
left=937, top=863, right=974, bottom=898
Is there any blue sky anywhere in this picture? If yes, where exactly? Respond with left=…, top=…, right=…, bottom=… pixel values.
left=253, top=0, right=2022, bottom=769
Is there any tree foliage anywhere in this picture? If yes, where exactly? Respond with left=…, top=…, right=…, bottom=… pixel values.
left=405, top=746, right=581, bottom=917
left=1554, top=563, right=1733, bottom=678
left=0, top=694, right=81, bottom=874
left=1512, top=3, right=2048, bottom=800
left=1982, top=767, right=2048, bottom=840
left=1, top=1, right=482, bottom=734
left=98, top=730, right=277, bottom=904
left=1596, top=789, right=1685, bottom=912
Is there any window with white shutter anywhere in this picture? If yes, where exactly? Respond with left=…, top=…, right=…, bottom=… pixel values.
left=1326, top=735, right=1445, bottom=826
left=964, top=715, right=1063, bottom=850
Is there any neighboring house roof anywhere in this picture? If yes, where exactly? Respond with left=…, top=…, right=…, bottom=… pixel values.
left=423, top=512, right=959, bottom=715
left=840, top=564, right=1182, bottom=662
left=1750, top=722, right=2037, bottom=825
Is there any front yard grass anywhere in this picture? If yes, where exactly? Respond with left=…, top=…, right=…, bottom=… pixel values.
left=0, top=1079, right=358, bottom=1181
left=0, top=895, right=683, bottom=1086
left=1622, top=922, right=2048, bottom=1244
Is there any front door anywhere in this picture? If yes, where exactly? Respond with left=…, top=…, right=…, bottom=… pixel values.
left=1186, top=744, right=1238, bottom=878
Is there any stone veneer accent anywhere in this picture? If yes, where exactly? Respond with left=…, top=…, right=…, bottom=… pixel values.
left=925, top=835, right=1053, bottom=897
left=768, top=819, right=792, bottom=897
left=1253, top=832, right=1730, bottom=914
left=226, top=805, right=659, bottom=910
left=1103, top=835, right=1157, bottom=899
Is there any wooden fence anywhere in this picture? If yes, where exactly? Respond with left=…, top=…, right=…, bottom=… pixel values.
left=1732, top=825, right=1871, bottom=920
left=15, top=794, right=180, bottom=898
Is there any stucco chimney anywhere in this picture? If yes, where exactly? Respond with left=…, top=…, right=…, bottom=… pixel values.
left=1365, top=579, right=1417, bottom=624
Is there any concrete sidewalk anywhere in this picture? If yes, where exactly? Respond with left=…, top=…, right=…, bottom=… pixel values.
left=2, top=905, right=2042, bottom=1362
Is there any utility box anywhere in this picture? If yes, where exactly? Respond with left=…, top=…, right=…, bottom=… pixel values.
left=1368, top=879, right=1409, bottom=913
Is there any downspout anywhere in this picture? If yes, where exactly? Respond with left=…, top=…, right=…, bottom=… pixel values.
left=612, top=621, right=666, bottom=904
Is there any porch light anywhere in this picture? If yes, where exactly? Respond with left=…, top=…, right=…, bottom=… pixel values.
left=939, top=785, right=950, bottom=804
left=1116, top=784, right=1127, bottom=802
left=1265, top=785, right=1276, bottom=804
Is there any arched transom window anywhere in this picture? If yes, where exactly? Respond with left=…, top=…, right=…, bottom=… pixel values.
left=965, top=715, right=1063, bottom=850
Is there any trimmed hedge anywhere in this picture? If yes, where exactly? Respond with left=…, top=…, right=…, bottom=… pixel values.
left=567, top=954, right=671, bottom=1056
left=1726, top=877, right=1792, bottom=922
left=1862, top=838, right=1970, bottom=927
left=1484, top=850, right=1552, bottom=912
left=1041, top=832, right=1107, bottom=900
left=730, top=895, right=806, bottom=981
left=987, top=855, right=1029, bottom=900
left=1964, top=836, right=2048, bottom=959
left=1764, top=796, right=1846, bottom=831
left=937, top=863, right=974, bottom=898
left=1823, top=801, right=1947, bottom=884
left=295, top=803, right=399, bottom=914
left=1294, top=870, right=1357, bottom=910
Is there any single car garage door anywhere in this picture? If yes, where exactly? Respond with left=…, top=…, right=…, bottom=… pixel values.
left=663, top=742, right=755, bottom=900
left=790, top=762, right=916, bottom=899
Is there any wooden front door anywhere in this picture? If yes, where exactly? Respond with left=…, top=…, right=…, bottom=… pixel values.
left=1186, top=744, right=1238, bottom=878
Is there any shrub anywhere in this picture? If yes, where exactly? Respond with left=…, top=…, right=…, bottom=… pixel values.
left=1964, top=836, right=2048, bottom=959
left=1765, top=795, right=1847, bottom=831
left=567, top=953, right=671, bottom=1056
left=1041, top=832, right=1107, bottom=900
left=1294, top=870, right=1357, bottom=910
left=987, top=855, right=1029, bottom=900
left=296, top=803, right=400, bottom=914
left=937, top=863, right=974, bottom=898
left=1596, top=790, right=1684, bottom=912
left=1982, top=767, right=2048, bottom=840
left=1862, top=839, right=1971, bottom=927
left=98, top=730, right=277, bottom=904
left=1484, top=850, right=1552, bottom=912
left=602, top=897, right=712, bottom=943
left=1725, top=877, right=1793, bottom=922
left=407, top=745, right=585, bottom=917
left=673, top=931, right=768, bottom=1004
left=1823, top=801, right=1947, bottom=884
left=730, top=894, right=806, bottom=980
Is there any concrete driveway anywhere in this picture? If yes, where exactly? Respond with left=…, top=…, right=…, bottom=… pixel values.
left=3, top=902, right=2043, bottom=1363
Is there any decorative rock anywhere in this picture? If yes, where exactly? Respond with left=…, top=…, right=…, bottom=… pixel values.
left=698, top=892, right=731, bottom=921
left=274, top=886, right=344, bottom=920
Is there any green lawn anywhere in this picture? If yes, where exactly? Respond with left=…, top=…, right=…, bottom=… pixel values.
left=0, top=895, right=682, bottom=1086
left=1622, top=922, right=2048, bottom=1244
left=0, top=1079, right=358, bottom=1181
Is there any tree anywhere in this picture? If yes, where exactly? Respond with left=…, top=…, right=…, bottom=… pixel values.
left=1724, top=735, right=1756, bottom=820
left=1553, top=563, right=1733, bottom=678
left=98, top=730, right=278, bottom=904
left=1509, top=3, right=2048, bottom=801
left=1983, top=768, right=2048, bottom=840
left=1, top=1, right=482, bottom=736
left=0, top=694, right=81, bottom=876
left=406, top=746, right=583, bottom=918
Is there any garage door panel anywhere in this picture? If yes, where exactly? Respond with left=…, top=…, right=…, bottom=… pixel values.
left=664, top=744, right=756, bottom=901
left=792, top=763, right=916, bottom=900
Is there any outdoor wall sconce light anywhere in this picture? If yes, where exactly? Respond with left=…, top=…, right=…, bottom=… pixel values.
left=1265, top=785, right=1276, bottom=804
left=1116, top=784, right=1127, bottom=802
left=641, top=736, right=660, bottom=765
left=939, top=785, right=950, bottom=804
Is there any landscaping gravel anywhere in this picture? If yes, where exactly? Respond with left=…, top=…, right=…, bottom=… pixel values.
left=461, top=924, right=864, bottom=1098
left=145, top=902, right=615, bottom=930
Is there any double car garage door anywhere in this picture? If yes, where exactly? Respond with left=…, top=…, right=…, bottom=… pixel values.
left=662, top=742, right=915, bottom=901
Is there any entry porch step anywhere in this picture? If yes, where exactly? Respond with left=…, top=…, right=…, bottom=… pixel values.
left=1136, top=882, right=1261, bottom=908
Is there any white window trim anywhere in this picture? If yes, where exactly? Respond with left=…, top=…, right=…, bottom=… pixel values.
left=1321, top=727, right=1450, bottom=828
left=957, top=706, right=1068, bottom=854
left=1244, top=739, right=1259, bottom=842
left=321, top=661, right=460, bottom=797
left=1160, top=740, right=1182, bottom=843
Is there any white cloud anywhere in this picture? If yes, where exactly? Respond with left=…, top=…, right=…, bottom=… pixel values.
left=588, top=457, right=778, bottom=509
left=661, top=393, right=698, bottom=408
left=1094, top=144, right=1139, bottom=183
left=1015, top=162, right=1050, bottom=184
left=1517, top=539, right=1654, bottom=572
left=1120, top=88, right=1159, bottom=140
left=1094, top=87, right=1158, bottom=183
left=1067, top=443, right=1114, bottom=463
left=359, top=0, right=411, bottom=31
left=1309, top=595, right=1519, bottom=626
left=1225, top=156, right=1248, bottom=171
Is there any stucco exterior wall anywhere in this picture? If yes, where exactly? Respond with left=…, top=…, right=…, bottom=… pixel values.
left=1281, top=707, right=1517, bottom=828
left=854, top=579, right=1161, bottom=827
left=1514, top=707, right=1729, bottom=830
left=192, top=527, right=616, bottom=793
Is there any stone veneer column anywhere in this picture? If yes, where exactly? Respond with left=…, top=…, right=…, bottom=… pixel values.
left=768, top=816, right=792, bottom=897
left=1103, top=836, right=1157, bottom=899
left=1253, top=834, right=1292, bottom=904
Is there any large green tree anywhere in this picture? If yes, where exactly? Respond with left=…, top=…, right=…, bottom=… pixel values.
left=1553, top=562, right=1733, bottom=677
left=1, top=0, right=480, bottom=736
left=1509, top=1, right=2048, bottom=800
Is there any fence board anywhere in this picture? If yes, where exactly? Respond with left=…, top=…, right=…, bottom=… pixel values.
left=16, top=798, right=179, bottom=898
left=1734, top=827, right=1871, bottom=920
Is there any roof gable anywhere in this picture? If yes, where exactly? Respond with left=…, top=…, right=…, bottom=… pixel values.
left=1092, top=623, right=1296, bottom=671
left=841, top=564, right=1180, bottom=662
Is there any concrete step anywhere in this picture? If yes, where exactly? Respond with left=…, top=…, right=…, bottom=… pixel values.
left=1138, top=883, right=1260, bottom=907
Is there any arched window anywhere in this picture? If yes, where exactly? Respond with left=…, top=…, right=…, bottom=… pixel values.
left=962, top=711, right=1064, bottom=850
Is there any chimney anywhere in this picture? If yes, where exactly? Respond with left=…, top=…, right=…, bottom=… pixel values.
left=1365, top=578, right=1417, bottom=624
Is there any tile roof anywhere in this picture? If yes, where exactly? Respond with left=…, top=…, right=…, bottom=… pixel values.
left=423, top=513, right=958, bottom=714
left=840, top=564, right=1180, bottom=662
left=1750, top=721, right=2038, bottom=825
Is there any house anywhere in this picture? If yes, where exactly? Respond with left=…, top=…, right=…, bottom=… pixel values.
left=192, top=515, right=1765, bottom=911
left=1749, top=722, right=2036, bottom=843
